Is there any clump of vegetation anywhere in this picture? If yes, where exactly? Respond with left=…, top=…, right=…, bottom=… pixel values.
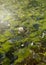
left=0, top=0, right=46, bottom=65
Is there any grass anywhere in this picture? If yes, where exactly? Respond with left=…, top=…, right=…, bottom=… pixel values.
left=0, top=0, right=46, bottom=65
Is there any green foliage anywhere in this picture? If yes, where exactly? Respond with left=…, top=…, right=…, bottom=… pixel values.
left=0, top=0, right=46, bottom=65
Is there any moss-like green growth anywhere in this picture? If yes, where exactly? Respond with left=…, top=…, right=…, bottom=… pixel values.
left=0, top=0, right=46, bottom=65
